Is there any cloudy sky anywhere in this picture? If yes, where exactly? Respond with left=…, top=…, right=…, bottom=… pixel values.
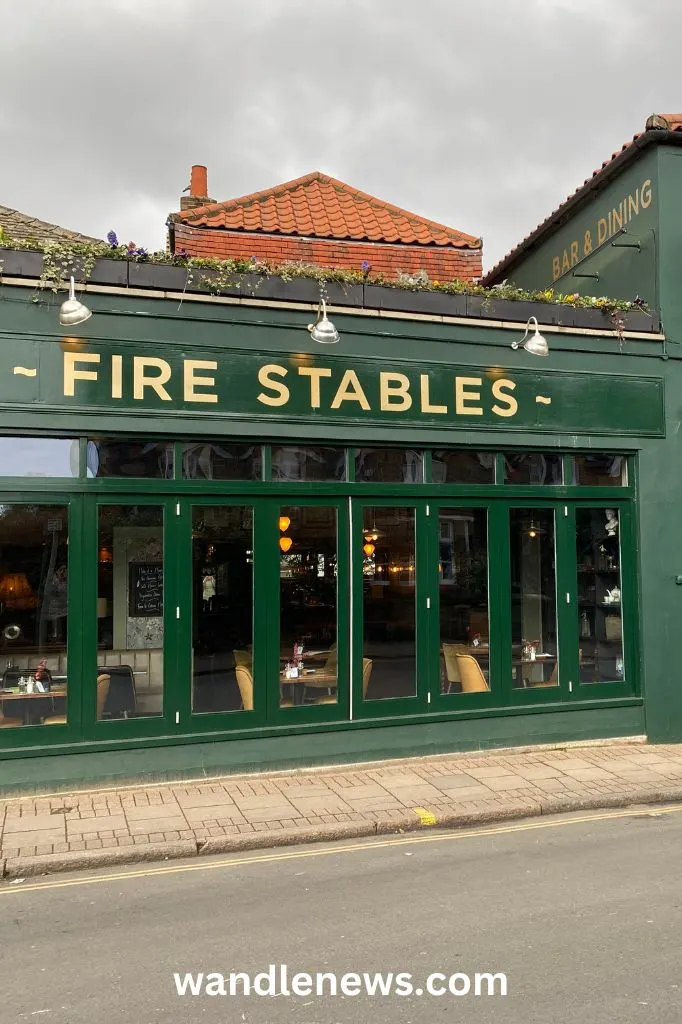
left=1, top=0, right=677, bottom=270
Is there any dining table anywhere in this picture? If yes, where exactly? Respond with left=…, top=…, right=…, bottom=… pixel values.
left=0, top=686, right=67, bottom=725
left=279, top=667, right=337, bottom=705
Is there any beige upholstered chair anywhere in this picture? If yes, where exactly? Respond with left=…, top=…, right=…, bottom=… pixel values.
left=233, top=649, right=251, bottom=667
left=315, top=657, right=372, bottom=705
left=235, top=664, right=254, bottom=711
left=455, top=654, right=490, bottom=693
left=442, top=643, right=469, bottom=693
left=44, top=673, right=110, bottom=725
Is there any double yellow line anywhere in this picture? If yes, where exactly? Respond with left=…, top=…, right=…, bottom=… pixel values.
left=2, top=803, right=680, bottom=897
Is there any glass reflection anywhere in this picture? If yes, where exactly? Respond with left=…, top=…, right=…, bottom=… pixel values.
left=96, top=505, right=164, bottom=719
left=362, top=507, right=416, bottom=699
left=432, top=451, right=494, bottom=484
left=573, top=454, right=626, bottom=486
left=279, top=507, right=338, bottom=708
left=182, top=443, right=262, bottom=480
left=191, top=507, right=254, bottom=713
left=0, top=505, right=69, bottom=729
left=272, top=447, right=345, bottom=482
left=510, top=509, right=558, bottom=688
left=0, top=437, right=78, bottom=477
left=439, top=509, right=489, bottom=694
left=356, top=449, right=423, bottom=483
left=576, top=508, right=624, bottom=682
left=504, top=454, right=562, bottom=484
left=87, top=440, right=173, bottom=478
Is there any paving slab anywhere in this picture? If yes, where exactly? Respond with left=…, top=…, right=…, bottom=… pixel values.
left=5, top=740, right=682, bottom=879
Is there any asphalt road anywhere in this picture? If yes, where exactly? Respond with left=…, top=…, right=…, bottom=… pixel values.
left=1, top=806, right=681, bottom=1023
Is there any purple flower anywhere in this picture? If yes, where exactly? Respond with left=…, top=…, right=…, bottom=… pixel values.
left=176, top=248, right=189, bottom=260
left=134, top=247, right=149, bottom=260
left=250, top=256, right=259, bottom=263
left=106, top=230, right=118, bottom=248
left=361, top=259, right=371, bottom=273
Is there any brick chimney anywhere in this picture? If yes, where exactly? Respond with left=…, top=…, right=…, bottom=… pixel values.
left=180, top=165, right=214, bottom=211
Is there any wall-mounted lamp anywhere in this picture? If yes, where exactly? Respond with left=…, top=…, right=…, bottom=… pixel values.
left=59, top=277, right=92, bottom=327
left=307, top=298, right=339, bottom=345
left=511, top=316, right=549, bottom=357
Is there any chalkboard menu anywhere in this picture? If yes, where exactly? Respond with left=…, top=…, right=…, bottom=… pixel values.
left=129, top=562, right=163, bottom=617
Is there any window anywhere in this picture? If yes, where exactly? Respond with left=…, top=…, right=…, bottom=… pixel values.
left=0, top=437, right=78, bottom=477
left=432, top=451, right=494, bottom=484
left=573, top=454, right=627, bottom=486
left=504, top=454, right=562, bottom=484
left=271, top=446, right=345, bottom=482
left=576, top=508, right=624, bottom=682
left=87, top=440, right=173, bottom=478
left=182, top=443, right=262, bottom=480
left=356, top=449, right=423, bottom=483
left=510, top=509, right=558, bottom=688
left=0, top=505, right=69, bottom=728
left=96, top=505, right=165, bottom=719
left=439, top=508, right=489, bottom=694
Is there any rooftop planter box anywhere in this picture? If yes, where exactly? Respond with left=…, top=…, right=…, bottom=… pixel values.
left=0, top=247, right=658, bottom=333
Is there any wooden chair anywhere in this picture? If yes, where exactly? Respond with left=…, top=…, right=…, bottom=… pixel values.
left=44, top=674, right=110, bottom=725
left=234, top=664, right=254, bottom=711
left=455, top=654, right=490, bottom=693
left=0, top=707, right=23, bottom=728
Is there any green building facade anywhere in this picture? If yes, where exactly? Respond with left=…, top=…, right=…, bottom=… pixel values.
left=0, top=248, right=672, bottom=788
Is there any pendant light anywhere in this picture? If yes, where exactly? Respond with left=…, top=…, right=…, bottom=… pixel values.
left=279, top=535, right=293, bottom=553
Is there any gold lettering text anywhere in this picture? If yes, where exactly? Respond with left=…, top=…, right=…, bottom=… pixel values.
left=570, top=240, right=579, bottom=266
left=597, top=218, right=608, bottom=245
left=111, top=354, right=123, bottom=399
left=257, top=364, right=289, bottom=406
left=491, top=378, right=518, bottom=417
left=455, top=376, right=483, bottom=416
left=298, top=366, right=332, bottom=409
left=133, top=357, right=172, bottom=401
left=379, top=372, right=412, bottom=411
left=184, top=359, right=218, bottom=403
left=420, top=374, right=447, bottom=414
left=641, top=178, right=652, bottom=208
left=330, top=370, right=370, bottom=410
left=552, top=256, right=561, bottom=281
left=63, top=352, right=100, bottom=397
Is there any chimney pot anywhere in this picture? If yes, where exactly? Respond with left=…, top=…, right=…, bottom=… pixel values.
left=190, top=164, right=208, bottom=197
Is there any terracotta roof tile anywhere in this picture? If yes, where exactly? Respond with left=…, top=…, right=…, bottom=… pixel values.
left=175, top=171, right=480, bottom=249
left=484, top=112, right=682, bottom=282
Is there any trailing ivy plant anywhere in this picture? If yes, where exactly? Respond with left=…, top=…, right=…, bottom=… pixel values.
left=0, top=233, right=651, bottom=320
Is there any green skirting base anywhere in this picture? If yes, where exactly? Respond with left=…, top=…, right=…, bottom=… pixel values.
left=0, top=704, right=645, bottom=796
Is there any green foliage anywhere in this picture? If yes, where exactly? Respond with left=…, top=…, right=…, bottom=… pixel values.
left=0, top=235, right=649, bottom=315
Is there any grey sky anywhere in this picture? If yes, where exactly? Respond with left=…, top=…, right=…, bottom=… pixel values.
left=1, top=0, right=677, bottom=270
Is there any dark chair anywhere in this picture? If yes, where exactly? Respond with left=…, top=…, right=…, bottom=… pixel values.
left=101, top=665, right=136, bottom=718
left=2, top=666, right=21, bottom=687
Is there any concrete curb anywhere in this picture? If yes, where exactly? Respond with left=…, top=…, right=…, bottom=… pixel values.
left=4, top=784, right=682, bottom=880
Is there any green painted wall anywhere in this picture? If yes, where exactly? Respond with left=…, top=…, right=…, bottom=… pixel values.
left=0, top=281, right=678, bottom=773
left=502, top=148, right=660, bottom=309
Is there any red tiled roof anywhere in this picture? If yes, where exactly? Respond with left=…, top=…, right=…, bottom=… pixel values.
left=175, top=171, right=481, bottom=250
left=483, top=113, right=682, bottom=283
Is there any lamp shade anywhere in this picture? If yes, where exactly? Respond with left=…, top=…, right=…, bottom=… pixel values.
left=59, top=277, right=92, bottom=327
left=511, top=316, right=549, bottom=357
left=278, top=516, right=291, bottom=533
left=363, top=542, right=375, bottom=557
left=0, top=573, right=35, bottom=609
left=279, top=536, right=293, bottom=553
left=307, top=299, right=339, bottom=344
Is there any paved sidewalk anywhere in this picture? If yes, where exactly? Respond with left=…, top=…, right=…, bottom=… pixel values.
left=4, top=740, right=682, bottom=878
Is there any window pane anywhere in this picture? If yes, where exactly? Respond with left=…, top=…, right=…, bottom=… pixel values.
left=362, top=507, right=416, bottom=699
left=574, top=454, right=627, bottom=486
left=271, top=446, right=345, bottom=482
left=192, top=507, right=253, bottom=713
left=356, top=449, right=423, bottom=483
left=87, top=440, right=173, bottom=478
left=0, top=437, right=78, bottom=478
left=576, top=508, right=624, bottom=682
left=279, top=507, right=338, bottom=708
left=432, top=451, right=494, bottom=484
left=96, top=505, right=164, bottom=719
left=439, top=509, right=489, bottom=694
left=504, top=454, right=562, bottom=484
left=182, top=443, right=262, bottom=480
left=0, top=506, right=69, bottom=729
left=510, top=509, right=558, bottom=688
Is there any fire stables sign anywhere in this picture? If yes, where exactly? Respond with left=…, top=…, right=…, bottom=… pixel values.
left=0, top=340, right=665, bottom=437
